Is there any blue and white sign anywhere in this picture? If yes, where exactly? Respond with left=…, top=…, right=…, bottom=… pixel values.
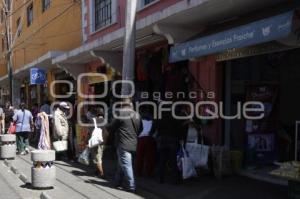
left=170, top=11, right=294, bottom=63
left=30, top=68, right=46, bottom=85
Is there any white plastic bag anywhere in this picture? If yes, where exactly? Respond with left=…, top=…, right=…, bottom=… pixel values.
left=186, top=140, right=209, bottom=167
left=53, top=140, right=68, bottom=152
left=78, top=148, right=90, bottom=166
left=88, top=118, right=103, bottom=148
left=181, top=145, right=197, bottom=179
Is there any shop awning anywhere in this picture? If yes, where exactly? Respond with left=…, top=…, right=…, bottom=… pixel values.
left=169, top=11, right=294, bottom=63
left=13, top=51, right=64, bottom=79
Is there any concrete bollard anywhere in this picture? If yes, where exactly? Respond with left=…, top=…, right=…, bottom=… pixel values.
left=31, top=150, right=56, bottom=189
left=0, top=134, right=16, bottom=159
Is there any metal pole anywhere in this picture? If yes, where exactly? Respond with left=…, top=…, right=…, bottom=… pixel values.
left=7, top=52, right=13, bottom=104
left=3, top=1, right=13, bottom=104
left=121, top=0, right=137, bottom=97
left=295, top=121, right=299, bottom=161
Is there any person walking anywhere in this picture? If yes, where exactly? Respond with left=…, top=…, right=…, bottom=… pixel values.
left=13, top=103, right=33, bottom=155
left=156, top=103, right=183, bottom=184
left=53, top=102, right=70, bottom=160
left=89, top=106, right=108, bottom=178
left=107, top=98, right=142, bottom=193
left=135, top=110, right=156, bottom=177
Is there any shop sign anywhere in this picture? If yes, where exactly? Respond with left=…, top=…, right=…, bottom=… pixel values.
left=216, top=42, right=297, bottom=61
left=30, top=68, right=46, bottom=85
left=170, top=11, right=293, bottom=63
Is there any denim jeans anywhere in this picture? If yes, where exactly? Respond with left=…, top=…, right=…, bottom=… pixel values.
left=115, top=148, right=135, bottom=190
left=16, top=132, right=29, bottom=153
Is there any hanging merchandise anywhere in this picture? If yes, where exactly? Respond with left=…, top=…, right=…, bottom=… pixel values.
left=244, top=84, right=278, bottom=165
left=136, top=52, right=148, bottom=81
left=37, top=112, right=51, bottom=150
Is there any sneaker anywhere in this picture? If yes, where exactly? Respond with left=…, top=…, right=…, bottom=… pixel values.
left=20, top=151, right=26, bottom=155
left=25, top=148, right=30, bottom=154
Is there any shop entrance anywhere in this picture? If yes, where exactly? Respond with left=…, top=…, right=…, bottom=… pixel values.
left=223, top=48, right=300, bottom=176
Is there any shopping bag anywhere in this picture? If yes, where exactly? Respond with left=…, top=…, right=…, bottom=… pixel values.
left=181, top=146, right=197, bottom=179
left=177, top=146, right=184, bottom=171
left=88, top=118, right=103, bottom=148
left=78, top=148, right=90, bottom=166
left=8, top=122, right=16, bottom=134
left=53, top=140, right=68, bottom=152
left=186, top=140, right=209, bottom=167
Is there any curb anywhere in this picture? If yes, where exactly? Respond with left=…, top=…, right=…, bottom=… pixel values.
left=4, top=159, right=11, bottom=167
left=10, top=165, right=19, bottom=175
left=19, top=174, right=29, bottom=184
left=40, top=192, right=52, bottom=199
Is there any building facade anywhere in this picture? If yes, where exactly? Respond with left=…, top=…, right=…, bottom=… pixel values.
left=0, top=0, right=82, bottom=106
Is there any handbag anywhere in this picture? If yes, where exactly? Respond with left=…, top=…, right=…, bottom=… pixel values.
left=53, top=140, right=68, bottom=152
left=78, top=148, right=90, bottom=166
left=185, top=127, right=210, bottom=167
left=88, top=118, right=103, bottom=148
left=8, top=122, right=16, bottom=134
left=9, top=110, right=26, bottom=134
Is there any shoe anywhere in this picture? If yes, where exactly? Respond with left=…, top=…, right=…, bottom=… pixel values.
left=113, top=182, right=122, bottom=188
left=124, top=188, right=136, bottom=194
left=99, top=175, right=106, bottom=180
left=25, top=148, right=30, bottom=153
left=20, top=151, right=26, bottom=155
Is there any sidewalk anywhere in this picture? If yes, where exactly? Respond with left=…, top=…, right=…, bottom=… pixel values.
left=0, top=149, right=288, bottom=199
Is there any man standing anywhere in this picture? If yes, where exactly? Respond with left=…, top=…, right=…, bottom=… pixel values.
left=13, top=103, right=33, bottom=155
left=53, top=102, right=70, bottom=141
left=107, top=98, right=142, bottom=193
left=53, top=102, right=70, bottom=160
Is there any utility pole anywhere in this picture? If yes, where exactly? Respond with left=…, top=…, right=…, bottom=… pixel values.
left=2, top=0, right=13, bottom=104
left=121, top=0, right=137, bottom=97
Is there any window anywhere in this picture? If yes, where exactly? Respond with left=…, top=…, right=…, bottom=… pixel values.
left=94, top=0, right=112, bottom=30
left=42, top=0, right=51, bottom=12
left=16, top=17, right=21, bottom=36
left=27, top=3, right=33, bottom=26
left=144, top=0, right=156, bottom=5
left=5, top=0, right=11, bottom=11
left=137, top=0, right=159, bottom=9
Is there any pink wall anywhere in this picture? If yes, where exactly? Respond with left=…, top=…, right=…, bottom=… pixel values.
left=136, top=0, right=182, bottom=19
left=85, top=0, right=182, bottom=43
left=189, top=56, right=223, bottom=145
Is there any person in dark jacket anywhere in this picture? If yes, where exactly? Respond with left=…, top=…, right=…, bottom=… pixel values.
left=156, top=102, right=184, bottom=184
left=107, top=98, right=142, bottom=193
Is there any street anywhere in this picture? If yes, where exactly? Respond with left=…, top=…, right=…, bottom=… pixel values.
left=0, top=173, right=21, bottom=199
left=0, top=152, right=288, bottom=199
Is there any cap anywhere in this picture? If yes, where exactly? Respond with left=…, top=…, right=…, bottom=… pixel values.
left=59, top=102, right=70, bottom=109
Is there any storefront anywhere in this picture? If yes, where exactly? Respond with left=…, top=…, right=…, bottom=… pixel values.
left=170, top=10, right=300, bottom=183
left=135, top=41, right=190, bottom=103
